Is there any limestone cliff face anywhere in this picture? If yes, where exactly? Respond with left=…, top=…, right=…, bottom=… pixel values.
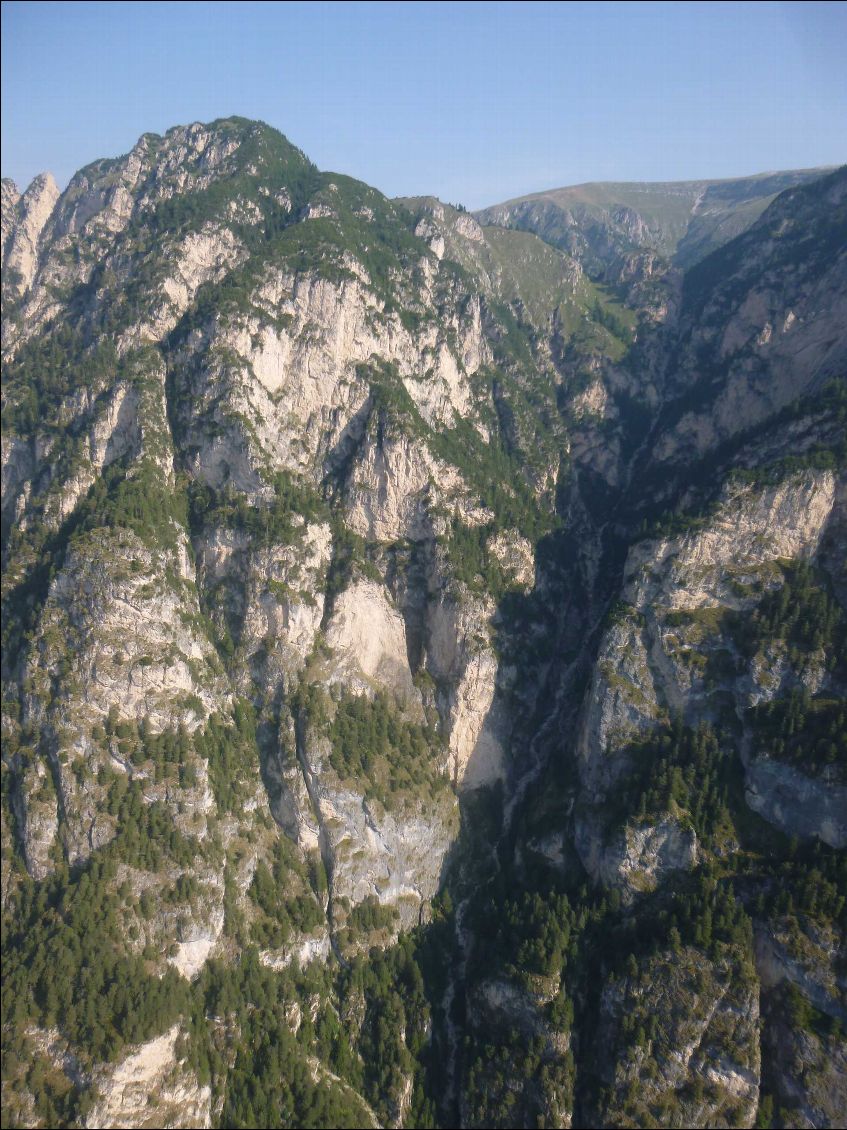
left=1, top=172, right=60, bottom=298
left=2, top=124, right=845, bottom=1130
left=1, top=118, right=518, bottom=957
left=295, top=716, right=457, bottom=934
left=575, top=469, right=844, bottom=886
left=651, top=170, right=847, bottom=470
left=755, top=918, right=847, bottom=1027
left=2, top=124, right=262, bottom=348
left=574, top=814, right=698, bottom=897
left=745, top=758, right=847, bottom=849
left=764, top=1022, right=847, bottom=1130
left=1, top=179, right=21, bottom=256
left=755, top=917, right=847, bottom=1129
left=426, top=589, right=507, bottom=788
left=593, top=946, right=760, bottom=1129
left=83, top=1025, right=212, bottom=1130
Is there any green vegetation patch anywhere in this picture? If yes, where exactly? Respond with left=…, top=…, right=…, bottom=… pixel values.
left=325, top=689, right=449, bottom=807
left=608, top=721, right=736, bottom=848
left=748, top=691, right=847, bottom=782
left=188, top=470, right=328, bottom=547
left=728, top=559, right=846, bottom=670
left=441, top=518, right=508, bottom=597
left=248, top=836, right=325, bottom=948
left=193, top=699, right=260, bottom=812
left=1, top=855, right=192, bottom=1064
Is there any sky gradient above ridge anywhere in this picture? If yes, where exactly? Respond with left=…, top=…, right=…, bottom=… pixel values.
left=2, top=0, right=846, bottom=209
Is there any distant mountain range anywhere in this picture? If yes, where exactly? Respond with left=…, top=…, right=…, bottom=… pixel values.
left=477, top=168, right=834, bottom=271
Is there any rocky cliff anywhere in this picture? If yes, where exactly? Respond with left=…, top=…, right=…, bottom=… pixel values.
left=2, top=121, right=844, bottom=1129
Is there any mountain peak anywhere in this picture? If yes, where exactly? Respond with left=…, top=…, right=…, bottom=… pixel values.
left=1, top=170, right=60, bottom=295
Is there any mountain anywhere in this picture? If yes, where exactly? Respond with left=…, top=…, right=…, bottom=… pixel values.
left=476, top=168, right=834, bottom=275
left=1, top=119, right=845, bottom=1129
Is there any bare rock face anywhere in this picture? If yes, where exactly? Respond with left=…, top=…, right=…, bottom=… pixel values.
left=745, top=758, right=847, bottom=849
left=575, top=469, right=843, bottom=882
left=9, top=758, right=59, bottom=880
left=343, top=421, right=466, bottom=543
left=84, top=1026, right=211, bottom=1130
left=126, top=223, right=246, bottom=348
left=575, top=813, right=698, bottom=897
left=172, top=255, right=483, bottom=495
left=273, top=577, right=463, bottom=930
left=324, top=579, right=420, bottom=705
left=636, top=170, right=847, bottom=470
left=755, top=918, right=847, bottom=1028
left=195, top=518, right=332, bottom=686
left=293, top=707, right=458, bottom=934
left=275, top=673, right=459, bottom=933
left=623, top=472, right=837, bottom=612
left=1, top=172, right=60, bottom=295
left=27, top=527, right=223, bottom=730
left=594, top=947, right=760, bottom=1129
left=426, top=591, right=507, bottom=788
left=1, top=178, right=21, bottom=254
left=756, top=917, right=847, bottom=1129
left=577, top=612, right=661, bottom=800
left=763, top=1022, right=847, bottom=1129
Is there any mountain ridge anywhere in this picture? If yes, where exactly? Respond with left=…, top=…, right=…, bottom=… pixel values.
left=476, top=165, right=839, bottom=272
left=479, top=166, right=836, bottom=209
left=1, top=117, right=845, bottom=1130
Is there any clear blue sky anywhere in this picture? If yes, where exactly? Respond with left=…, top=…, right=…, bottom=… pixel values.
left=2, top=1, right=845, bottom=208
